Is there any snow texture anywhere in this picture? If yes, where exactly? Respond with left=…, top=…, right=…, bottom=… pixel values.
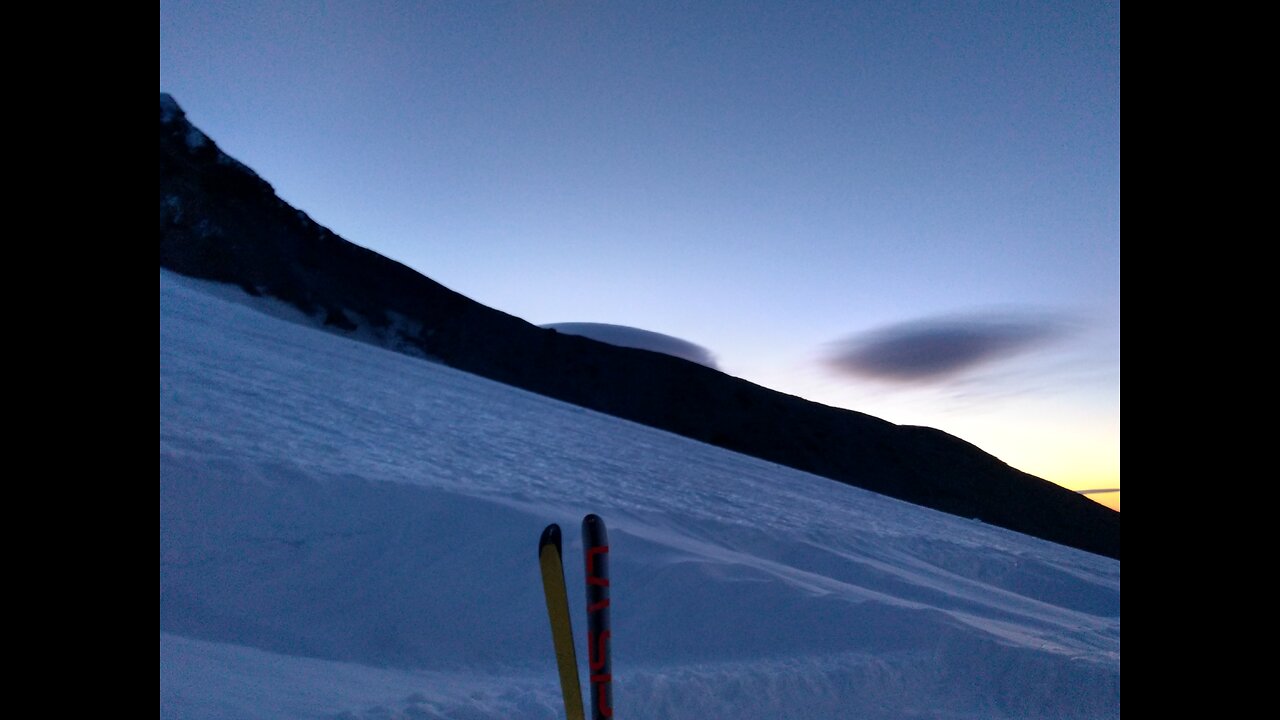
left=160, top=270, right=1119, bottom=719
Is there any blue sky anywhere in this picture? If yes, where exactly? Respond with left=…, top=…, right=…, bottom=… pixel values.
left=160, top=1, right=1119, bottom=509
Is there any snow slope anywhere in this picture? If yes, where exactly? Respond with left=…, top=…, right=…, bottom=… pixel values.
left=159, top=270, right=1120, bottom=719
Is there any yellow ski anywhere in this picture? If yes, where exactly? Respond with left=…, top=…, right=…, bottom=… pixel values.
left=540, top=524, right=586, bottom=720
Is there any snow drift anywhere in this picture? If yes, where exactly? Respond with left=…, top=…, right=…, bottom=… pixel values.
left=159, top=270, right=1119, bottom=719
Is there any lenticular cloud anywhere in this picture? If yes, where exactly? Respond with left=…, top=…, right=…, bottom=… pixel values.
left=827, top=312, right=1067, bottom=383
left=544, top=322, right=719, bottom=369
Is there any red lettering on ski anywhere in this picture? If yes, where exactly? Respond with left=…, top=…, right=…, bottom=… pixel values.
left=594, top=681, right=613, bottom=717
left=586, top=545, right=610, bottom=586
left=589, top=630, right=611, bottom=671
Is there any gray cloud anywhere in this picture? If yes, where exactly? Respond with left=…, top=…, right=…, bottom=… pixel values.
left=1078, top=488, right=1120, bottom=495
left=544, top=322, right=719, bottom=369
left=827, top=312, right=1068, bottom=384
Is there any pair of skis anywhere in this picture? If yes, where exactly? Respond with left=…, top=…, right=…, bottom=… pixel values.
left=539, top=514, right=612, bottom=720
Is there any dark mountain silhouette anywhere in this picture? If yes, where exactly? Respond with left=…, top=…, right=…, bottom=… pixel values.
left=159, top=94, right=1119, bottom=560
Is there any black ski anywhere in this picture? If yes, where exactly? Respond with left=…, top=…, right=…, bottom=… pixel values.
left=582, top=514, right=612, bottom=719
left=540, top=524, right=586, bottom=720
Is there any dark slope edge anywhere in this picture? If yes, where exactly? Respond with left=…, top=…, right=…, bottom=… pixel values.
left=160, top=94, right=1119, bottom=560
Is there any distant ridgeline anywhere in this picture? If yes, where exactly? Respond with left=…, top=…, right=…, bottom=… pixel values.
left=159, top=94, right=1119, bottom=560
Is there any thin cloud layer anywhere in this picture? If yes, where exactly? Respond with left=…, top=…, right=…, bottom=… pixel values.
left=827, top=312, right=1067, bottom=384
left=1078, top=488, right=1120, bottom=495
left=544, top=322, right=719, bottom=369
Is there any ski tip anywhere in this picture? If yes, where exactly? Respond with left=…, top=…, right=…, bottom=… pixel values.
left=540, top=523, right=562, bottom=553
left=582, top=514, right=607, bottom=540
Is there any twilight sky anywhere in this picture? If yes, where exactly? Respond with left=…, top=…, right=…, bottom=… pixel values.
left=160, top=1, right=1120, bottom=511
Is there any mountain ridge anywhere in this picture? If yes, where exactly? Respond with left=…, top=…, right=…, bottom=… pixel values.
left=159, top=93, right=1119, bottom=559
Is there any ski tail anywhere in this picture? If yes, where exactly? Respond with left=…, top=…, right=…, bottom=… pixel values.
left=540, top=524, right=586, bottom=720
left=583, top=514, right=613, bottom=719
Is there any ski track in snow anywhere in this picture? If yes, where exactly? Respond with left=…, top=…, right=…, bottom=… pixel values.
left=159, top=270, right=1119, bottom=719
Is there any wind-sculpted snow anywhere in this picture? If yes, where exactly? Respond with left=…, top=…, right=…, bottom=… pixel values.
left=160, top=270, right=1119, bottom=719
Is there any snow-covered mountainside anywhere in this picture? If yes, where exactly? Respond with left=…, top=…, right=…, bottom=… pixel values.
left=160, top=92, right=1119, bottom=560
left=159, top=270, right=1120, bottom=719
